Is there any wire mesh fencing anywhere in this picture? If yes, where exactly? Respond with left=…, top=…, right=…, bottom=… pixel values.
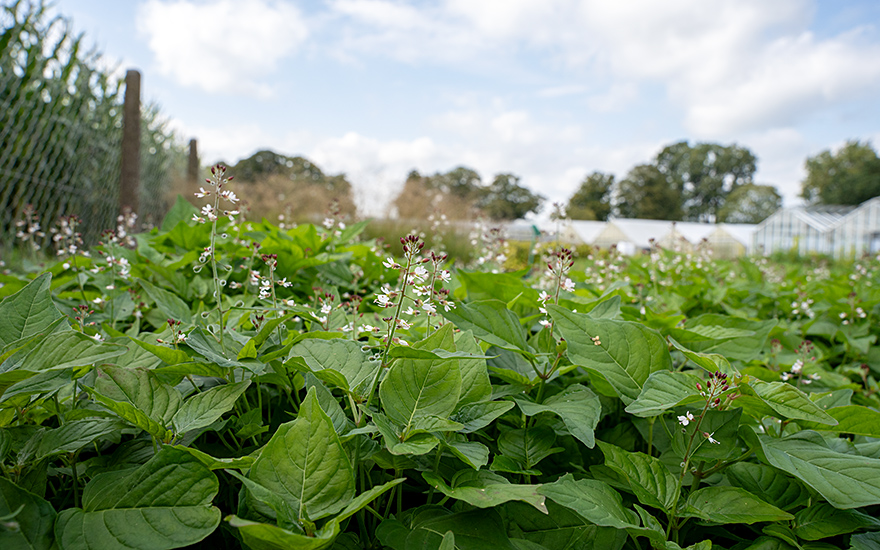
left=0, top=0, right=185, bottom=250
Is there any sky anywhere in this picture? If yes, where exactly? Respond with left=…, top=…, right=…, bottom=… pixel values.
left=49, top=0, right=880, bottom=217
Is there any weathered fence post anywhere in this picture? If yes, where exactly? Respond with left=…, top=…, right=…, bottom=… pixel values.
left=188, top=139, right=199, bottom=182
left=120, top=69, right=141, bottom=215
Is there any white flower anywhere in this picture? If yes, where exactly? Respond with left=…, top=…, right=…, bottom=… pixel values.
left=194, top=187, right=209, bottom=198
left=321, top=303, right=332, bottom=315
left=781, top=372, right=792, bottom=381
left=705, top=432, right=720, bottom=444
left=538, top=290, right=551, bottom=303
left=678, top=412, right=695, bottom=426
left=285, top=299, right=296, bottom=307
left=438, top=270, right=451, bottom=283
left=442, top=300, right=455, bottom=312
left=397, top=318, right=411, bottom=330
left=404, top=306, right=417, bottom=316
left=562, top=278, right=575, bottom=292
left=412, top=266, right=429, bottom=282
left=412, top=285, right=430, bottom=297
left=220, top=189, right=239, bottom=203
left=323, top=217, right=334, bottom=229
left=422, top=302, right=436, bottom=314
left=383, top=257, right=401, bottom=269
left=375, top=294, right=393, bottom=307
left=791, top=360, right=803, bottom=374
left=277, top=278, right=292, bottom=287
left=538, top=319, right=552, bottom=327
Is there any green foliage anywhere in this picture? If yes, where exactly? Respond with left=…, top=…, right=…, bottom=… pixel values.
left=477, top=173, right=545, bottom=220
left=801, top=140, right=880, bottom=206
left=566, top=172, right=614, bottom=221
left=3, top=190, right=880, bottom=549
left=717, top=183, right=782, bottom=223
left=616, top=164, right=683, bottom=220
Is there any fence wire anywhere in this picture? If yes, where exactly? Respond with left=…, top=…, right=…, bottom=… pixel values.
left=0, top=0, right=184, bottom=249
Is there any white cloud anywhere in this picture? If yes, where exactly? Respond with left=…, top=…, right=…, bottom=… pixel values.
left=137, top=0, right=308, bottom=98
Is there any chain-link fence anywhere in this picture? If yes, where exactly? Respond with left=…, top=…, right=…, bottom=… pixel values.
left=0, top=0, right=185, bottom=249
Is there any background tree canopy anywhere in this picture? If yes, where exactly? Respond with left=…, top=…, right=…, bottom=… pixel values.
left=616, top=164, right=682, bottom=220
left=477, top=173, right=545, bottom=220
left=800, top=140, right=880, bottom=206
left=717, top=183, right=781, bottom=224
left=566, top=172, right=613, bottom=220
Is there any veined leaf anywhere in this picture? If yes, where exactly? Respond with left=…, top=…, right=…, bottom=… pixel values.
left=793, top=503, right=880, bottom=540
left=422, top=470, right=547, bottom=512
left=495, top=426, right=562, bottom=473
left=598, top=441, right=678, bottom=511
left=0, top=477, right=56, bottom=550
left=454, top=330, right=493, bottom=407
left=36, top=419, right=127, bottom=459
left=95, top=366, right=181, bottom=425
left=0, top=273, right=63, bottom=349
left=247, top=387, right=354, bottom=521
left=514, top=384, right=601, bottom=448
left=379, top=324, right=461, bottom=436
left=289, top=338, right=377, bottom=397
left=129, top=337, right=190, bottom=365
left=54, top=447, right=220, bottom=550
left=797, top=405, right=880, bottom=436
left=760, top=431, right=880, bottom=509
left=682, top=486, right=793, bottom=524
left=1, top=331, right=126, bottom=375
left=505, top=501, right=628, bottom=550
left=725, top=462, right=811, bottom=511
left=172, top=380, right=250, bottom=434
left=137, top=278, right=192, bottom=326
left=451, top=400, right=516, bottom=433
left=440, top=299, right=533, bottom=356
left=538, top=474, right=640, bottom=530
left=749, top=380, right=837, bottom=425
left=625, top=370, right=704, bottom=417
left=677, top=315, right=776, bottom=361
left=549, top=306, right=671, bottom=405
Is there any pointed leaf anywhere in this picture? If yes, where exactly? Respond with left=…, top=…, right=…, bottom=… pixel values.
left=794, top=503, right=880, bottom=540
left=172, top=381, right=250, bottom=434
left=422, top=470, right=547, bottom=512
left=0, top=477, right=56, bottom=550
left=0, top=273, right=63, bottom=348
left=137, top=279, right=192, bottom=326
left=726, top=462, right=811, bottom=511
left=454, top=330, right=492, bottom=406
left=760, top=431, right=880, bottom=509
left=247, top=387, right=354, bottom=521
left=289, top=338, right=378, bottom=397
left=506, top=500, right=628, bottom=550
left=625, top=370, right=704, bottom=417
left=598, top=441, right=679, bottom=511
left=549, top=306, right=671, bottom=405
left=750, top=380, right=837, bottom=425
left=379, top=324, right=461, bottom=434
left=451, top=401, right=516, bottom=433
left=95, top=366, right=181, bottom=425
left=54, top=447, right=220, bottom=550
left=440, top=299, right=532, bottom=354
left=683, top=486, right=793, bottom=524
left=36, top=419, right=127, bottom=459
left=538, top=475, right=640, bottom=529
left=514, top=384, right=601, bottom=448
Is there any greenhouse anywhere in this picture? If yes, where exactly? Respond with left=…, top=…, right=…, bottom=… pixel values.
left=752, top=206, right=851, bottom=256
left=830, top=197, right=880, bottom=258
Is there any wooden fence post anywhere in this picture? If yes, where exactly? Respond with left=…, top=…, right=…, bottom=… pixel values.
left=120, top=69, right=141, bottom=215
left=188, top=139, right=199, bottom=182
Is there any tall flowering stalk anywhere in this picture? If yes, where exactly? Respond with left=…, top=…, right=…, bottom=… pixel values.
left=666, top=370, right=738, bottom=539
left=193, top=164, right=239, bottom=353
left=537, top=247, right=575, bottom=330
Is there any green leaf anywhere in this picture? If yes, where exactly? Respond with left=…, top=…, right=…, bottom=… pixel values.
left=677, top=314, right=776, bottom=361
left=247, top=387, right=354, bottom=522
left=404, top=507, right=516, bottom=550
left=54, top=447, right=220, bottom=550
left=793, top=503, right=880, bottom=540
left=454, top=330, right=493, bottom=407
left=798, top=405, right=880, bottom=436
left=289, top=338, right=377, bottom=397
left=0, top=477, right=56, bottom=550
left=760, top=431, right=880, bottom=509
left=538, top=475, right=640, bottom=529
left=441, top=299, right=533, bottom=355
left=184, top=327, right=245, bottom=369
left=750, top=380, right=837, bottom=425
left=95, top=366, right=181, bottom=425
left=36, top=419, right=127, bottom=459
left=227, top=516, right=338, bottom=550
left=172, top=381, right=250, bottom=434
left=379, top=324, right=462, bottom=435
left=668, top=338, right=732, bottom=374
left=171, top=446, right=255, bottom=470
left=550, top=306, right=671, bottom=405
left=137, top=278, right=193, bottom=326
left=0, top=273, right=63, bottom=349
left=129, top=337, right=190, bottom=365
left=495, top=426, right=562, bottom=472
left=444, top=439, right=490, bottom=470
left=726, top=462, right=811, bottom=511
left=682, top=486, right=793, bottom=524
left=506, top=500, right=628, bottom=550
left=451, top=401, right=516, bottom=433
left=422, top=470, right=547, bottom=512
left=160, top=195, right=200, bottom=232
left=597, top=441, right=679, bottom=511
left=851, top=532, right=880, bottom=550
left=2, top=331, right=127, bottom=374
left=625, top=370, right=704, bottom=417
left=514, top=384, right=601, bottom=448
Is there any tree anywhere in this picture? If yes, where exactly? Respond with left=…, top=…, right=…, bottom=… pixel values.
left=655, top=141, right=757, bottom=222
left=477, top=173, right=544, bottom=220
left=716, top=184, right=781, bottom=224
left=616, top=164, right=682, bottom=220
left=566, top=172, right=613, bottom=220
left=800, top=140, right=880, bottom=206
left=392, top=167, right=482, bottom=220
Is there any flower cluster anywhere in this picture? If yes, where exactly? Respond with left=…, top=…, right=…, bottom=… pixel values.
left=14, top=204, right=44, bottom=250
left=537, top=247, right=575, bottom=328
left=469, top=220, right=508, bottom=272
left=51, top=215, right=88, bottom=262
left=192, top=165, right=239, bottom=224
left=780, top=340, right=821, bottom=385
left=156, top=319, right=187, bottom=345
